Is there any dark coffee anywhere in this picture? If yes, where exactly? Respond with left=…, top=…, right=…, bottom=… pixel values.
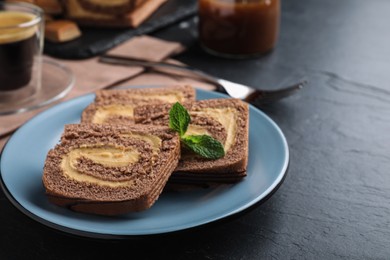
left=0, top=11, right=39, bottom=91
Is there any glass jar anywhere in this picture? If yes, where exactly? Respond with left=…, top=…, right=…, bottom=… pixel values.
left=198, top=0, right=280, bottom=58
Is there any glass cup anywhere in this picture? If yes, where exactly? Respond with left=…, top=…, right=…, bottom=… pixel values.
left=0, top=1, right=44, bottom=104
left=198, top=0, right=280, bottom=58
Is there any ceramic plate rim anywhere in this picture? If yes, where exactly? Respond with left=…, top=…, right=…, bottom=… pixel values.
left=0, top=88, right=289, bottom=238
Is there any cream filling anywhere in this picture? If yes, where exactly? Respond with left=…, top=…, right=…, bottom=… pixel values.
left=61, top=146, right=139, bottom=187
left=0, top=11, right=38, bottom=44
left=191, top=107, right=238, bottom=152
left=183, top=124, right=210, bottom=137
left=92, top=92, right=185, bottom=124
left=92, top=105, right=134, bottom=124
left=127, top=93, right=186, bottom=104
left=68, top=147, right=139, bottom=167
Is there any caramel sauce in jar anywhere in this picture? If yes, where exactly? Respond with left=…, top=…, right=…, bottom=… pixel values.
left=198, top=0, right=280, bottom=58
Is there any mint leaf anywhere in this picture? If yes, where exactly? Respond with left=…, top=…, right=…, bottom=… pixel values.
left=168, top=102, right=225, bottom=160
left=169, top=102, right=190, bottom=137
left=182, top=135, right=225, bottom=159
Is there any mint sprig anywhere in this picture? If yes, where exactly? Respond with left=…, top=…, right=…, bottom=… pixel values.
left=169, top=102, right=225, bottom=160
left=169, top=102, right=190, bottom=137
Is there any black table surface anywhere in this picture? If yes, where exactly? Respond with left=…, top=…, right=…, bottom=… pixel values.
left=1, top=0, right=389, bottom=259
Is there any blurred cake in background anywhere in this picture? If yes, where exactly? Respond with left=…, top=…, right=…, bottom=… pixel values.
left=7, top=0, right=168, bottom=42
left=64, top=0, right=168, bottom=28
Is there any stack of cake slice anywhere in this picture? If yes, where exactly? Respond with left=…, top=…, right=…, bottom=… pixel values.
left=42, top=85, right=250, bottom=215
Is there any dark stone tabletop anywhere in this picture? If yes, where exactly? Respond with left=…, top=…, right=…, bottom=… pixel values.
left=1, top=0, right=389, bottom=259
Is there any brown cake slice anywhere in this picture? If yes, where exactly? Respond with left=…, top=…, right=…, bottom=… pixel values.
left=134, top=98, right=249, bottom=185
left=42, top=124, right=180, bottom=215
left=81, top=85, right=196, bottom=125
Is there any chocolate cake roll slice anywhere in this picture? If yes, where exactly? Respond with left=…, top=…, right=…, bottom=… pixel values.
left=81, top=85, right=196, bottom=125
left=43, top=124, right=180, bottom=215
left=134, top=98, right=249, bottom=185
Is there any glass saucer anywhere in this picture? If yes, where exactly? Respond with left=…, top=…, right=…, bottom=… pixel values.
left=0, top=58, right=74, bottom=116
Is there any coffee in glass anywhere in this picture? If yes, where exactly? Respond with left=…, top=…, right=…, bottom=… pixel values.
left=0, top=2, right=43, bottom=103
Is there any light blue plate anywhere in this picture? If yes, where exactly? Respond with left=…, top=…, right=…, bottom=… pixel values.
left=0, top=89, right=289, bottom=238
